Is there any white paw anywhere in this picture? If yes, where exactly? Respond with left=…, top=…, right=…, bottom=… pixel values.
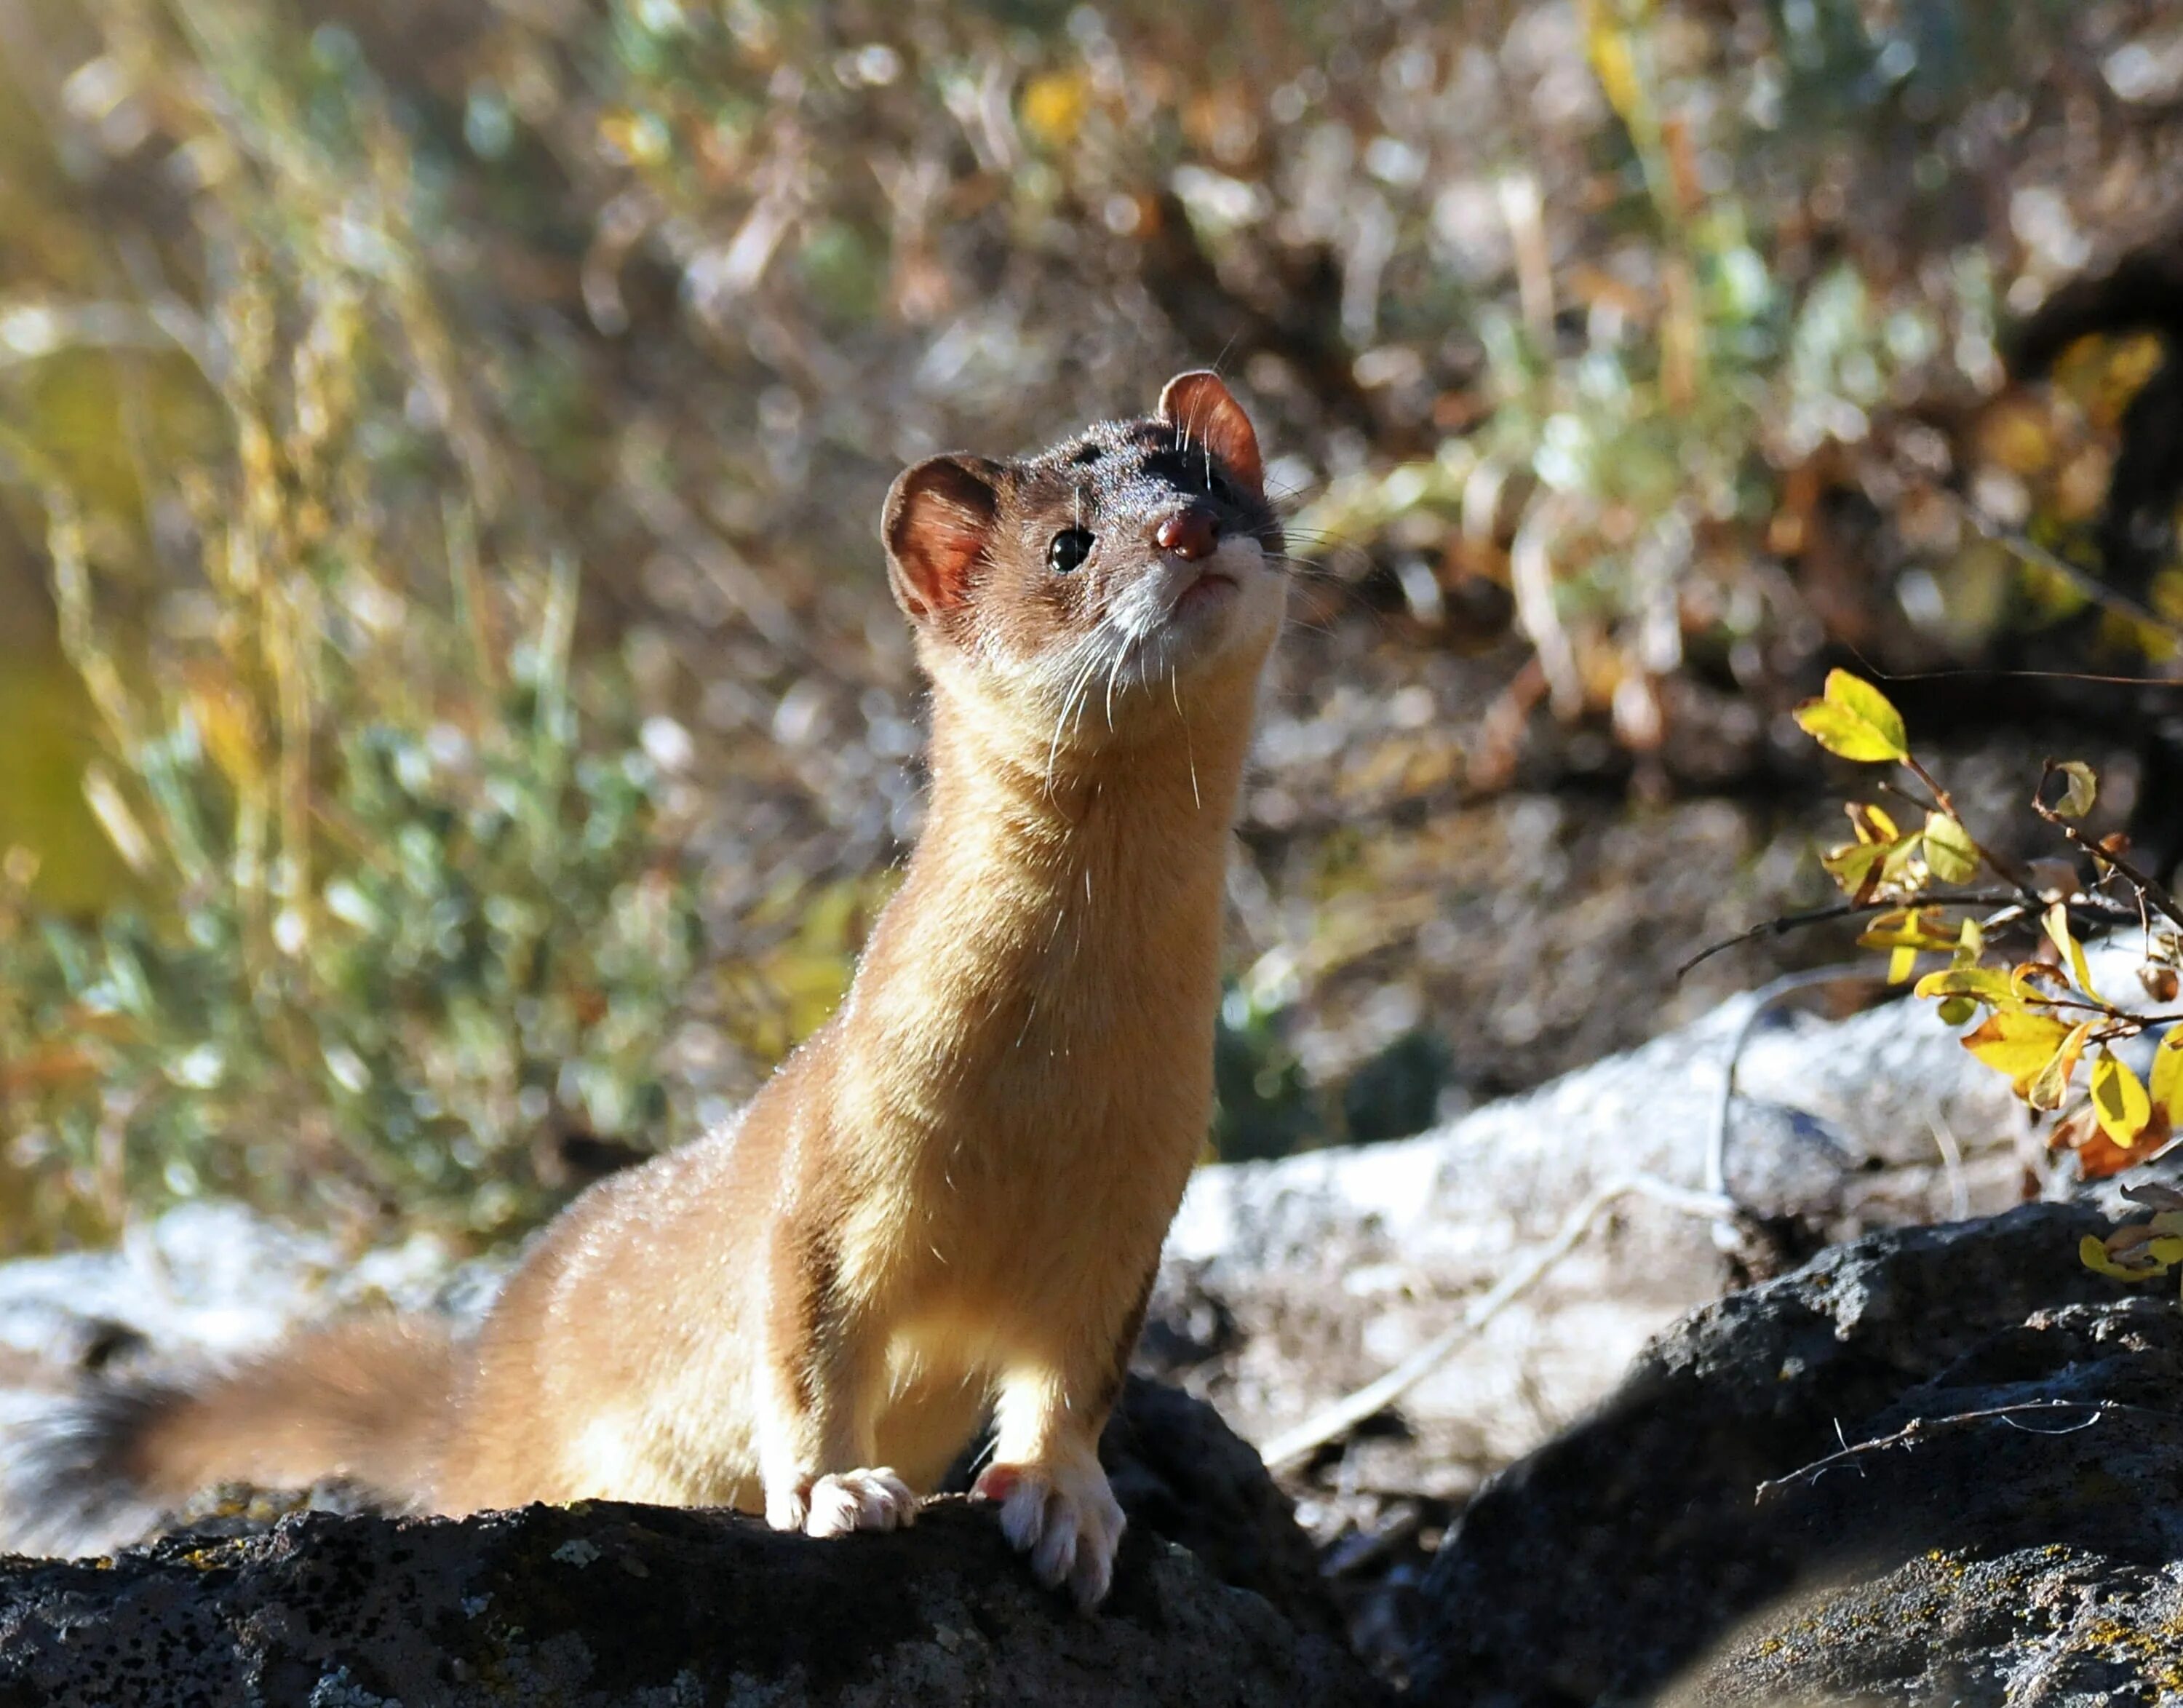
left=973, top=1458, right=1126, bottom=1609
left=791, top=1467, right=919, bottom=1538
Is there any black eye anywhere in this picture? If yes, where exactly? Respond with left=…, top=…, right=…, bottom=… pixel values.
left=1048, top=528, right=1094, bottom=574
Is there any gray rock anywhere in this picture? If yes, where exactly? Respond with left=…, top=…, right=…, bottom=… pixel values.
left=0, top=1496, right=1389, bottom=1708
left=1408, top=1202, right=2183, bottom=1706
left=1158, top=984, right=2035, bottom=1487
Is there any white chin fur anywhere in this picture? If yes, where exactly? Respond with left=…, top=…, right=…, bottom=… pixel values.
left=978, top=535, right=1281, bottom=726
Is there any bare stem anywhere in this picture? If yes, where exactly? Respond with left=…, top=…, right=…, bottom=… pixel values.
left=2032, top=764, right=2183, bottom=934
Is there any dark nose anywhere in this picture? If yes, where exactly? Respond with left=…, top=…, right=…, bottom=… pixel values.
left=1154, top=507, right=1220, bottom=562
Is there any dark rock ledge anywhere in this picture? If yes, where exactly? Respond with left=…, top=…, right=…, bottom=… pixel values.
left=0, top=1377, right=1387, bottom=1707
left=1412, top=1201, right=2183, bottom=1707
left=0, top=1495, right=1386, bottom=1708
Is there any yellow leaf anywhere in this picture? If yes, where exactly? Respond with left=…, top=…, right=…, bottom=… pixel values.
left=1888, top=945, right=1917, bottom=985
left=1960, top=1010, right=2074, bottom=1089
left=1922, top=813, right=1978, bottom=884
left=1858, top=907, right=1955, bottom=953
left=2091, top=1050, right=2152, bottom=1148
left=2043, top=902, right=2102, bottom=1001
left=1793, top=670, right=1910, bottom=763
left=1914, top=966, right=2020, bottom=1006
left=2051, top=760, right=2098, bottom=819
left=1821, top=840, right=1886, bottom=901
left=1020, top=71, right=1091, bottom=148
left=1847, top=802, right=1901, bottom=845
left=2081, top=1233, right=2165, bottom=1280
left=1579, top=0, right=1645, bottom=130
left=2152, top=1030, right=2183, bottom=1122
left=2027, top=1020, right=2094, bottom=1111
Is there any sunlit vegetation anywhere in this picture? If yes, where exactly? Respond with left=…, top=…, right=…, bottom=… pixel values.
left=1, top=0, right=2180, bottom=1245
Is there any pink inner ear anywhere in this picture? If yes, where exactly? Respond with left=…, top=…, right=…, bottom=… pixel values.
left=886, top=458, right=1000, bottom=619
left=904, top=504, right=986, bottom=613
left=1158, top=372, right=1264, bottom=491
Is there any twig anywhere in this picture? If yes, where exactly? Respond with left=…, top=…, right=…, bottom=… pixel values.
left=1752, top=1400, right=2182, bottom=1506
left=1900, top=752, right=2043, bottom=906
left=1957, top=501, right=2183, bottom=651
left=1675, top=894, right=2139, bottom=980
left=2032, top=766, right=2183, bottom=934
left=1707, top=967, right=1887, bottom=1228
left=1928, top=1111, right=1969, bottom=1221
left=1256, top=1174, right=1738, bottom=1472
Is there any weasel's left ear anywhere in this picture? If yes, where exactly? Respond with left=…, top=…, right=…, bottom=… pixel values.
left=883, top=455, right=1004, bottom=622
left=1158, top=371, right=1264, bottom=492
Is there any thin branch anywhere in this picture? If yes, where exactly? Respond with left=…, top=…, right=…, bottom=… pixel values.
left=1256, top=1174, right=1738, bottom=1472
left=1708, top=966, right=1886, bottom=1214
left=2032, top=766, right=2183, bottom=934
left=1752, top=1400, right=2183, bottom=1506
left=1901, top=753, right=2042, bottom=905
left=1675, top=893, right=2139, bottom=980
left=1955, top=500, right=2183, bottom=651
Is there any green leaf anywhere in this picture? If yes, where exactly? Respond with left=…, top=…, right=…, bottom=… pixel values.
left=1922, top=813, right=1978, bottom=885
left=1937, top=996, right=1976, bottom=1026
left=2051, top=761, right=2098, bottom=819
left=1793, top=670, right=1910, bottom=763
left=2091, top=1050, right=2152, bottom=1148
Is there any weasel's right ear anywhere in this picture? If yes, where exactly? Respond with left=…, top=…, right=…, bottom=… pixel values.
left=1158, top=371, right=1265, bottom=492
left=883, top=456, right=1003, bottom=622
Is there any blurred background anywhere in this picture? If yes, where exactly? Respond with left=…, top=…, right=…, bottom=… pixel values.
left=1, top=0, right=2181, bottom=1254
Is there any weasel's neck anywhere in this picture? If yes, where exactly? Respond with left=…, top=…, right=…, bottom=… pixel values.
left=845, top=664, right=1260, bottom=1079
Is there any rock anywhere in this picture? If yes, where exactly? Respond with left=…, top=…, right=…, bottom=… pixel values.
left=0, top=1496, right=1390, bottom=1708
left=1670, top=1549, right=2183, bottom=1706
left=0, top=1220, right=1372, bottom=1701
left=1408, top=1201, right=2183, bottom=1706
left=1156, top=982, right=2035, bottom=1496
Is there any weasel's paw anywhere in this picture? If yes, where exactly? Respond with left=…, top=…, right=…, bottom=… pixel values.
left=973, top=1458, right=1126, bottom=1609
left=774, top=1468, right=918, bottom=1538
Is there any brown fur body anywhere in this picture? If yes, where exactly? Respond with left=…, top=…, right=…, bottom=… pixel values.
left=2, top=374, right=1285, bottom=1606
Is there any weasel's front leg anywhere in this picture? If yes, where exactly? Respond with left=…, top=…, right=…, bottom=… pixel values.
left=755, top=1240, right=918, bottom=1538
left=975, top=1354, right=1131, bottom=1609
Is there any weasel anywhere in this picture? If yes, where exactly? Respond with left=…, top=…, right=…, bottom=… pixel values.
left=2, top=372, right=1287, bottom=1609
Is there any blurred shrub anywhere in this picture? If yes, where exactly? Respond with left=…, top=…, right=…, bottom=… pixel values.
left=0, top=0, right=2178, bottom=1232
left=0, top=0, right=707, bottom=1247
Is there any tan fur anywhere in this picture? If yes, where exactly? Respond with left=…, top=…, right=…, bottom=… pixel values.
left=132, top=1318, right=453, bottom=1507
left=24, top=376, right=1283, bottom=1605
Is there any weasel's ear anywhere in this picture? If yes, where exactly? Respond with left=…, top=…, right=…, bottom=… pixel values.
left=1158, top=371, right=1263, bottom=491
left=882, top=455, right=1003, bottom=621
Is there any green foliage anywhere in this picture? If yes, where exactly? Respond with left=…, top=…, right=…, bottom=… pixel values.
left=0, top=600, right=699, bottom=1245
left=0, top=0, right=709, bottom=1247
left=1, top=0, right=2176, bottom=1247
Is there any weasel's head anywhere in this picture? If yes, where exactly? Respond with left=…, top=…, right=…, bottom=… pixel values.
left=880, top=372, right=1286, bottom=737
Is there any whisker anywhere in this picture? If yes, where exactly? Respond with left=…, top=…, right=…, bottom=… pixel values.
left=1171, top=663, right=1201, bottom=811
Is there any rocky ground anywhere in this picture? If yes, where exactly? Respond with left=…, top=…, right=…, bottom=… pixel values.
left=0, top=984, right=2179, bottom=1703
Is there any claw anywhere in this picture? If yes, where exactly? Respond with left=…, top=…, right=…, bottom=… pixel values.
left=974, top=1458, right=1124, bottom=1608
left=770, top=1468, right=918, bottom=1538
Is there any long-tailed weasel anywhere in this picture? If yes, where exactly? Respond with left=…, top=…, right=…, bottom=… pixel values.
left=3, top=372, right=1287, bottom=1609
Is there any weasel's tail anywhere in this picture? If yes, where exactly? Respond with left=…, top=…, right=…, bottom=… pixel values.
left=0, top=1314, right=455, bottom=1556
